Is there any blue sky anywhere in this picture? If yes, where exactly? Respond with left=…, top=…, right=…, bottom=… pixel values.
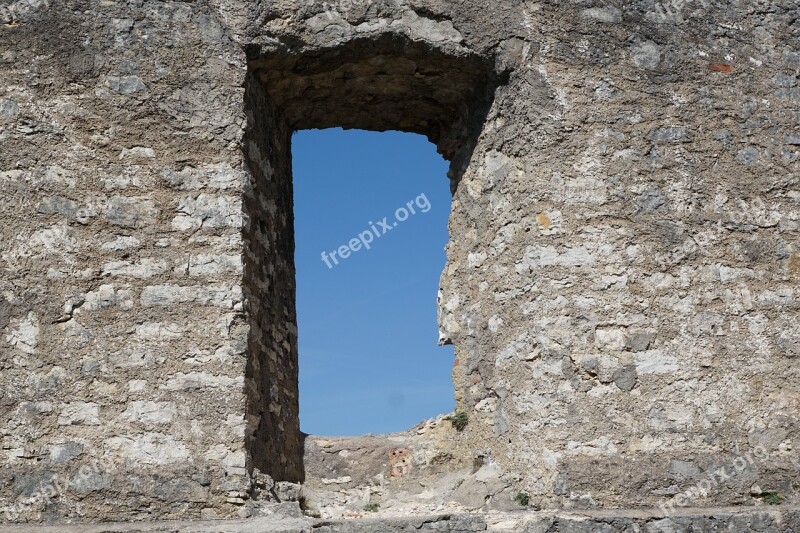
left=292, top=128, right=456, bottom=436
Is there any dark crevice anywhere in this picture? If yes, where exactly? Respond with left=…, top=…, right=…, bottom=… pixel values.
left=409, top=5, right=453, bottom=23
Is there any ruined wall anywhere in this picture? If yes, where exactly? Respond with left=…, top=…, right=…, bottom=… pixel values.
left=438, top=0, right=800, bottom=509
left=0, top=0, right=255, bottom=521
left=0, top=0, right=798, bottom=524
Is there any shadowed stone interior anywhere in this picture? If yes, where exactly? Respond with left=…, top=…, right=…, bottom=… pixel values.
left=249, top=35, right=501, bottom=166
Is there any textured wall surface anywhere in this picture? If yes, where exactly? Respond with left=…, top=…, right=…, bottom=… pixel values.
left=0, top=0, right=798, bottom=524
left=243, top=69, right=303, bottom=483
left=0, top=0, right=253, bottom=521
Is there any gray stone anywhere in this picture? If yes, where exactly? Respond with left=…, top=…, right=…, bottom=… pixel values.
left=57, top=402, right=101, bottom=426
left=580, top=7, right=622, bottom=23
left=0, top=98, right=19, bottom=118
left=553, top=474, right=569, bottom=496
left=612, top=365, right=638, bottom=392
left=737, top=146, right=760, bottom=165
left=154, top=477, right=209, bottom=503
left=107, top=75, right=147, bottom=94
left=106, top=196, right=159, bottom=228
left=12, top=472, right=56, bottom=498
left=773, top=73, right=797, bottom=87
left=274, top=481, right=301, bottom=502
left=748, top=428, right=789, bottom=451
left=626, top=331, right=655, bottom=352
left=648, top=126, right=691, bottom=144
left=557, top=520, right=614, bottom=533
left=631, top=41, right=661, bottom=70
left=0, top=298, right=11, bottom=331
left=449, top=515, right=487, bottom=531
left=524, top=518, right=555, bottom=533
left=668, top=459, right=702, bottom=482
left=121, top=401, right=176, bottom=424
left=636, top=187, right=666, bottom=212
left=140, top=284, right=242, bottom=308
left=49, top=442, right=84, bottom=464
left=37, top=196, right=80, bottom=218
left=253, top=501, right=304, bottom=519
left=69, top=473, right=113, bottom=494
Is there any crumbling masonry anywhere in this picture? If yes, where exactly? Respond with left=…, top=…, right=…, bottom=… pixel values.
left=0, top=0, right=799, bottom=529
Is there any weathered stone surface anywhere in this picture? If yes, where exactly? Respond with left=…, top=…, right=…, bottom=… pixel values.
left=1, top=507, right=798, bottom=532
left=1, top=0, right=798, bottom=525
left=57, top=402, right=101, bottom=426
left=120, top=401, right=176, bottom=424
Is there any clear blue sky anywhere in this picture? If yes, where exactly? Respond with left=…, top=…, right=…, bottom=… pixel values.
left=292, top=128, right=456, bottom=436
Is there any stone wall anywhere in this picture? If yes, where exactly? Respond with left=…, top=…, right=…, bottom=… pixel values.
left=0, top=0, right=798, bottom=523
left=0, top=0, right=254, bottom=520
left=436, top=0, right=800, bottom=509
left=242, top=70, right=303, bottom=483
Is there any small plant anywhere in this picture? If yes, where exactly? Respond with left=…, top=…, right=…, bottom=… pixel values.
left=761, top=492, right=784, bottom=505
left=514, top=491, right=530, bottom=507
left=364, top=502, right=380, bottom=512
left=449, top=412, right=469, bottom=432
